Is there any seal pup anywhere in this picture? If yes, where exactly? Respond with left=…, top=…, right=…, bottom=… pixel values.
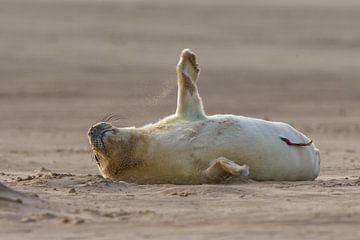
left=88, top=49, right=320, bottom=184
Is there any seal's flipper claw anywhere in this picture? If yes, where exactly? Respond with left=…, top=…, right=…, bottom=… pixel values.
left=204, top=157, right=249, bottom=182
left=175, top=49, right=206, bottom=120
left=177, top=49, right=200, bottom=83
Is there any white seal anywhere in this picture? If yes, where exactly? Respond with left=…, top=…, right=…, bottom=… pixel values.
left=88, top=49, right=320, bottom=184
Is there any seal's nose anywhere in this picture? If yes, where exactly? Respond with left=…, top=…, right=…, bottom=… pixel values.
left=88, top=122, right=113, bottom=136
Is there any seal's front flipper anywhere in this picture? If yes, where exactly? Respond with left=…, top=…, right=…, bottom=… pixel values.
left=204, top=157, right=249, bottom=182
left=175, top=49, right=206, bottom=120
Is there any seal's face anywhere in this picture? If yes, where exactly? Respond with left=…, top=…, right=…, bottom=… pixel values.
left=88, top=122, right=125, bottom=178
left=87, top=122, right=144, bottom=179
left=88, top=122, right=115, bottom=173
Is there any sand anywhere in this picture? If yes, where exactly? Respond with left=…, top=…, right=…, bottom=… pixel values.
left=1, top=0, right=360, bottom=239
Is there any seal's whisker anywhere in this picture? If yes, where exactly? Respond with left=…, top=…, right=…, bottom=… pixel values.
left=107, top=114, right=125, bottom=123
left=99, top=113, right=125, bottom=124
left=99, top=113, right=113, bottom=123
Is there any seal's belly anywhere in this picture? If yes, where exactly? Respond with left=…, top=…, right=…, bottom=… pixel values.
left=149, top=115, right=320, bottom=181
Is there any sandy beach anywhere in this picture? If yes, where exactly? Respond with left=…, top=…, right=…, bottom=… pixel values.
left=1, top=0, right=360, bottom=239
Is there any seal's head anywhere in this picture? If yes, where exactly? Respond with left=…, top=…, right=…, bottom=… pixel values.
left=87, top=122, right=143, bottom=179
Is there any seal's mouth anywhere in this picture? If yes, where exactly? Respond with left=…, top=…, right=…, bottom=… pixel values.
left=94, top=154, right=101, bottom=167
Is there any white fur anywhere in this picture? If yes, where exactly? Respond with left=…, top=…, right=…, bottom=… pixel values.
left=141, top=114, right=320, bottom=181
left=89, top=49, right=320, bottom=183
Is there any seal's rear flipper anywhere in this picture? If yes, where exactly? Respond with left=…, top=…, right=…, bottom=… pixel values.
left=204, top=157, right=249, bottom=182
left=175, top=49, right=206, bottom=120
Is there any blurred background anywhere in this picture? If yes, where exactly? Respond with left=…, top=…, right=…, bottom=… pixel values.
left=1, top=0, right=359, bottom=174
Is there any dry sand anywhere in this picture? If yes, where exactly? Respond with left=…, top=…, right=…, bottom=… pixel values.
left=1, top=0, right=360, bottom=239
